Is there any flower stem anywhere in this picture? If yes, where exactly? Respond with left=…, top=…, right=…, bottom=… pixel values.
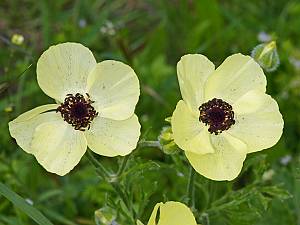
left=86, top=150, right=110, bottom=179
left=111, top=182, right=136, bottom=222
left=86, top=150, right=136, bottom=224
left=138, top=140, right=161, bottom=149
left=116, top=154, right=130, bottom=177
left=187, top=166, right=196, bottom=207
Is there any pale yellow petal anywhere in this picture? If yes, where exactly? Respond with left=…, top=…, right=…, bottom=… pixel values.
left=137, top=220, right=145, bottom=225
left=87, top=60, right=140, bottom=120
left=177, top=54, right=215, bottom=111
left=85, top=115, right=141, bottom=157
left=186, top=133, right=247, bottom=181
left=204, top=53, right=266, bottom=104
left=31, top=119, right=87, bottom=176
left=228, top=90, right=284, bottom=153
left=8, top=104, right=59, bottom=153
left=147, top=203, right=162, bottom=225
left=158, top=201, right=197, bottom=225
left=37, top=42, right=97, bottom=102
left=171, top=100, right=214, bottom=154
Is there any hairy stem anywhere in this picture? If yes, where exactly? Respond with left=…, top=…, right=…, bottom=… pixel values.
left=86, top=150, right=136, bottom=224
left=187, top=166, right=196, bottom=207
left=138, top=140, right=161, bottom=149
left=116, top=155, right=130, bottom=177
left=86, top=150, right=110, bottom=178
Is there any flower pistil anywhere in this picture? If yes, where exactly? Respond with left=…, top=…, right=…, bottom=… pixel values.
left=56, top=93, right=98, bottom=131
left=199, top=98, right=235, bottom=135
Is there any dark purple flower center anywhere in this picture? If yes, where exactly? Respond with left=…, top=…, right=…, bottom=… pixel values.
left=199, top=98, right=235, bottom=135
left=71, top=102, right=88, bottom=119
left=56, top=93, right=98, bottom=131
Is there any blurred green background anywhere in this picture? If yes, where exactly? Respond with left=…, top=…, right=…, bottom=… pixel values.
left=1, top=0, right=300, bottom=224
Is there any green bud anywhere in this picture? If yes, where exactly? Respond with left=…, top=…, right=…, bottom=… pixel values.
left=4, top=105, right=14, bottom=113
left=95, top=206, right=118, bottom=225
left=262, top=169, right=275, bottom=182
left=158, top=126, right=180, bottom=155
left=251, top=41, right=280, bottom=72
left=11, top=34, right=24, bottom=45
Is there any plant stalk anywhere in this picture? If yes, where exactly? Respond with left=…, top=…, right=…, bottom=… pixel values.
left=187, top=166, right=196, bottom=207
left=86, top=150, right=136, bottom=224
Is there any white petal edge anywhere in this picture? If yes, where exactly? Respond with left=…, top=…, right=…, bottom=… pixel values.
left=8, top=104, right=59, bottom=153
left=186, top=132, right=247, bottom=181
left=171, top=100, right=215, bottom=154
left=204, top=53, right=267, bottom=104
left=85, top=114, right=141, bottom=157
left=228, top=90, right=284, bottom=153
left=177, top=54, right=215, bottom=112
left=87, top=60, right=140, bottom=120
left=31, top=119, right=87, bottom=176
left=37, top=42, right=97, bottom=102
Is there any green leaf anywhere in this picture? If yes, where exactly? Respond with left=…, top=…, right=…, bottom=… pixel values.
left=0, top=182, right=53, bottom=225
left=260, top=186, right=292, bottom=200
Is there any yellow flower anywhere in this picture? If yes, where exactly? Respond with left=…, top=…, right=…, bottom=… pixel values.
left=9, top=42, right=141, bottom=176
left=138, top=201, right=197, bottom=225
left=171, top=54, right=283, bottom=181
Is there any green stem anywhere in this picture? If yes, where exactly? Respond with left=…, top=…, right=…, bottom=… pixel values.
left=86, top=150, right=110, bottom=179
left=116, top=155, right=130, bottom=177
left=86, top=150, right=136, bottom=224
left=111, top=182, right=136, bottom=222
left=138, top=140, right=161, bottom=149
left=187, top=166, right=196, bottom=207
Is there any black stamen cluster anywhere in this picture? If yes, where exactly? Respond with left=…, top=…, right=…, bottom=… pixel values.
left=56, top=93, right=98, bottom=131
left=199, top=98, right=235, bottom=135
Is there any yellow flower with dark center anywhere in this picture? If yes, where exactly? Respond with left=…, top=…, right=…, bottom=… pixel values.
left=9, top=42, right=141, bottom=176
left=171, top=54, right=284, bottom=181
left=137, top=201, right=197, bottom=225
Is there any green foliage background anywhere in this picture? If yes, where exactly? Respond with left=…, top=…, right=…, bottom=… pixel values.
left=0, top=0, right=300, bottom=224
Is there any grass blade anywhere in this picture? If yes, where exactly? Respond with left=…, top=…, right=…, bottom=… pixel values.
left=0, top=182, right=53, bottom=225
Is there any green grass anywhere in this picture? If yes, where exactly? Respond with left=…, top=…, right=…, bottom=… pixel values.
left=1, top=0, right=300, bottom=224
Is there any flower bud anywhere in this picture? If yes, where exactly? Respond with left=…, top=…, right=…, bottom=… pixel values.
left=251, top=41, right=280, bottom=72
left=11, top=34, right=24, bottom=45
left=158, top=126, right=180, bottom=155
left=4, top=105, right=13, bottom=113
left=100, top=21, right=116, bottom=36
left=262, top=169, right=275, bottom=181
left=95, top=206, right=119, bottom=225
